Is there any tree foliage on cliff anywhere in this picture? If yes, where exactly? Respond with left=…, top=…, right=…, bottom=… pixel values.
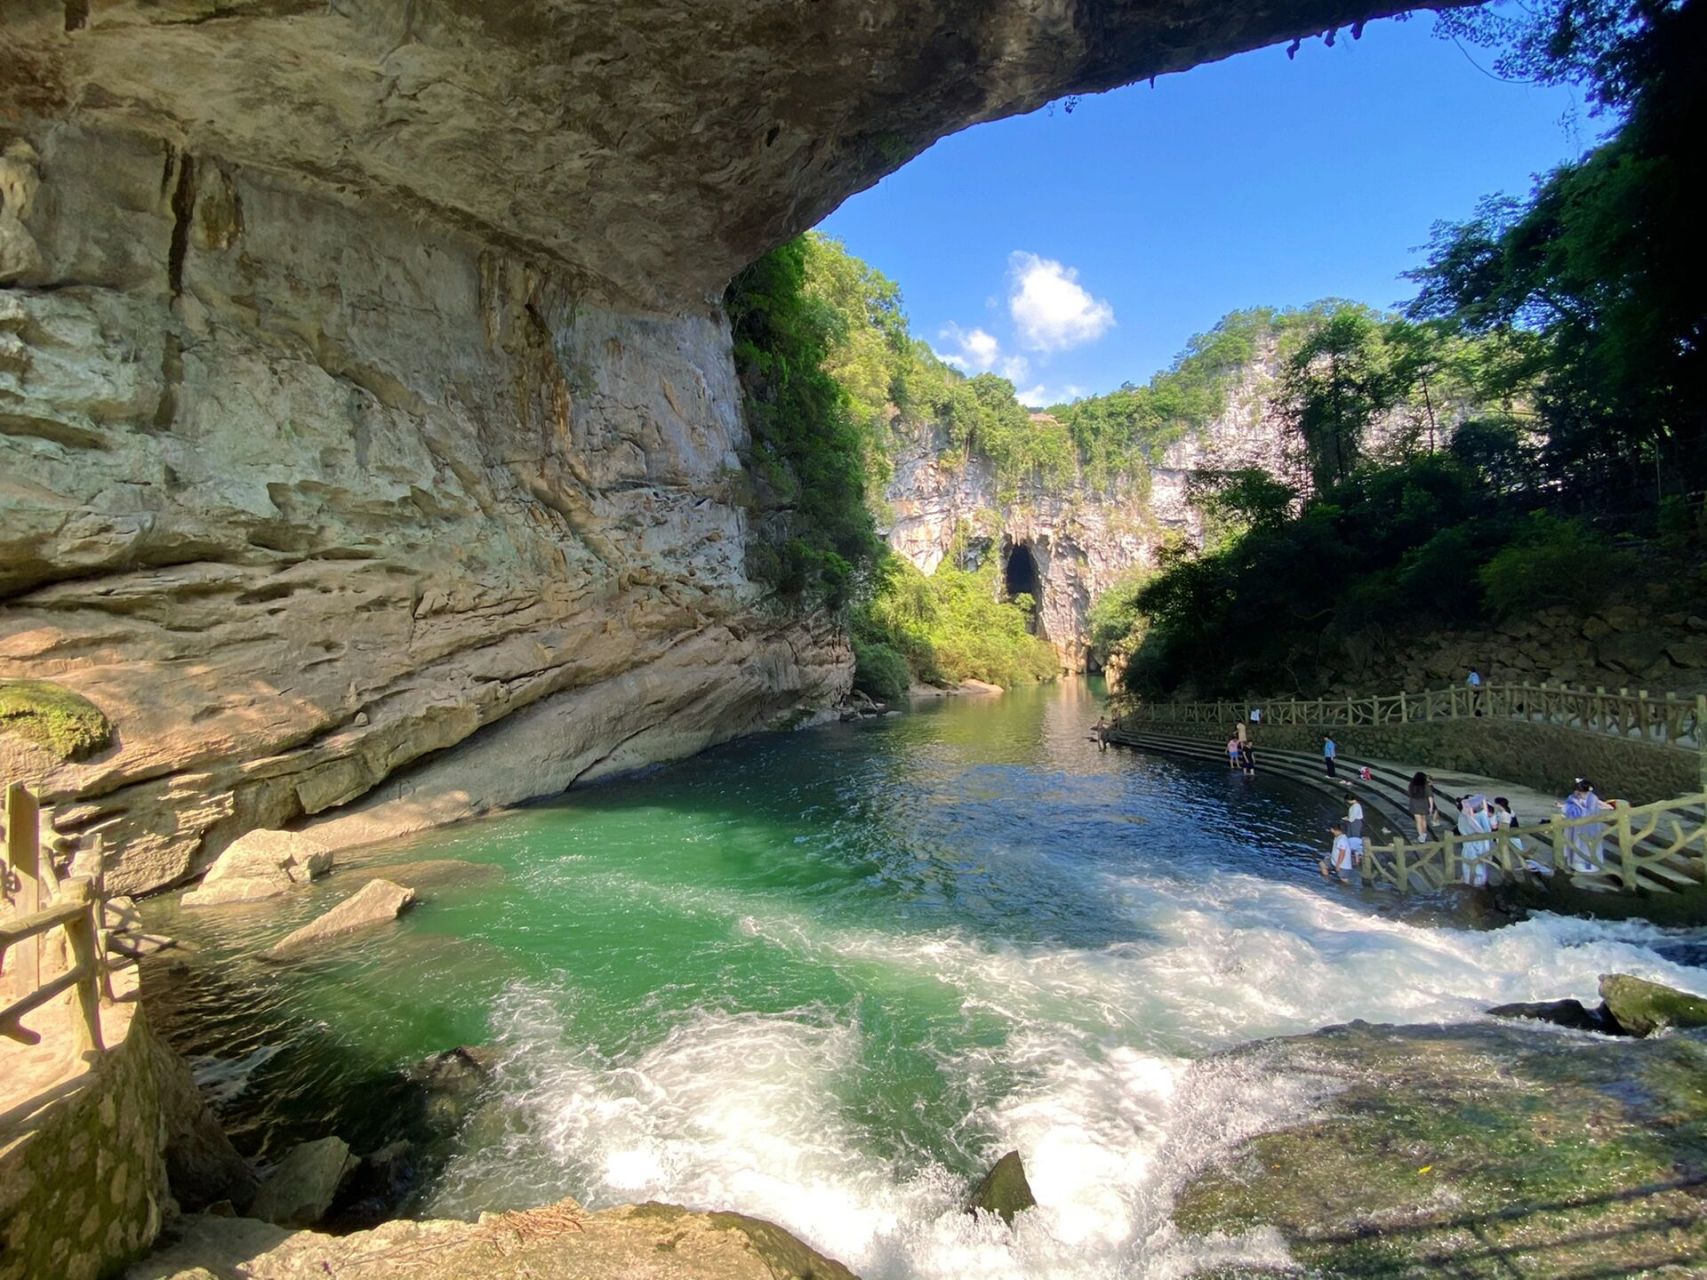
left=1418, top=0, right=1707, bottom=490
left=855, top=552, right=1058, bottom=691
left=725, top=237, right=881, bottom=609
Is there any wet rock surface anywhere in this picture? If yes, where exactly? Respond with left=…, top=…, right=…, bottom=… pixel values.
left=1171, top=1020, right=1707, bottom=1277
left=964, top=1150, right=1038, bottom=1226
left=262, top=880, right=416, bottom=960
left=1599, top=972, right=1707, bottom=1037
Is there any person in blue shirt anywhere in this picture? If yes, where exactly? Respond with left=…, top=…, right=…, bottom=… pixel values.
left=1322, top=734, right=1337, bottom=778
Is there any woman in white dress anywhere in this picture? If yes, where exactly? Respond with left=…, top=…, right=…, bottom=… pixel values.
left=1457, top=794, right=1495, bottom=886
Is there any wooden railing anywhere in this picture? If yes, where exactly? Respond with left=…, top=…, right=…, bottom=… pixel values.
left=1360, top=791, right=1707, bottom=895
left=1, top=782, right=108, bottom=1053
left=1116, top=682, right=1706, bottom=754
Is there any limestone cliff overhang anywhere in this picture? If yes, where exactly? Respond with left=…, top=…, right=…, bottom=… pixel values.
left=3, top=0, right=1446, bottom=308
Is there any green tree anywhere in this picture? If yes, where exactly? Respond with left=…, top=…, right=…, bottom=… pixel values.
left=1279, top=306, right=1395, bottom=491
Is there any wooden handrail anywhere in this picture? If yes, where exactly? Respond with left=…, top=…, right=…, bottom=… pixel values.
left=0, top=898, right=86, bottom=952
left=1115, top=681, right=1706, bottom=763
left=2, top=784, right=107, bottom=1054
left=1358, top=792, right=1707, bottom=895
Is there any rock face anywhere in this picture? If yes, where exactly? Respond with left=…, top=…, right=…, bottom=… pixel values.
left=884, top=356, right=1295, bottom=671
left=0, top=0, right=1430, bottom=893
left=0, top=124, right=849, bottom=896
left=131, top=1198, right=861, bottom=1280
left=264, top=880, right=416, bottom=959
left=181, top=831, right=334, bottom=908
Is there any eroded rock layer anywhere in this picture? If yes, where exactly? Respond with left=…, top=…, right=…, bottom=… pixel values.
left=0, top=125, right=847, bottom=894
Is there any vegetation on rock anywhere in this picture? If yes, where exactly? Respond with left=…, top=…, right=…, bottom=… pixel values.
left=0, top=679, right=112, bottom=761
left=1172, top=1020, right=1707, bottom=1276
left=1098, top=0, right=1707, bottom=702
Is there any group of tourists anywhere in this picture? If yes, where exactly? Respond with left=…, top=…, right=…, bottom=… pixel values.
left=1225, top=729, right=1256, bottom=775
left=1110, top=673, right=1629, bottom=891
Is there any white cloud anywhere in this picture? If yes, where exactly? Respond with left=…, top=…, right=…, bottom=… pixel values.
left=1015, top=383, right=1051, bottom=408
left=1008, top=252, right=1115, bottom=352
left=936, top=323, right=1001, bottom=372
left=999, top=355, right=1031, bottom=383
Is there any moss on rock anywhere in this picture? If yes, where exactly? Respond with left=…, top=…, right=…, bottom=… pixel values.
left=1600, top=972, right=1707, bottom=1037
left=1172, top=1021, right=1707, bottom=1277
left=0, top=679, right=112, bottom=761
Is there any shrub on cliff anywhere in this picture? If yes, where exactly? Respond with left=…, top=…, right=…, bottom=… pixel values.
left=855, top=553, right=1056, bottom=690
left=1478, top=514, right=1629, bottom=620
left=726, top=238, right=880, bottom=611
left=851, top=636, right=911, bottom=704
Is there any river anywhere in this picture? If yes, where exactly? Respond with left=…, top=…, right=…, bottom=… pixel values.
left=139, top=678, right=1707, bottom=1279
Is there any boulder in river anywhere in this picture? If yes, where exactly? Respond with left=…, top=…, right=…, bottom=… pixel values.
left=1599, top=972, right=1707, bottom=1037
left=408, top=1046, right=500, bottom=1132
left=1485, top=998, right=1625, bottom=1036
left=963, top=1150, right=1037, bottom=1225
left=1171, top=1020, right=1707, bottom=1274
left=182, top=830, right=334, bottom=907
left=264, top=880, right=416, bottom=959
left=248, top=1136, right=355, bottom=1228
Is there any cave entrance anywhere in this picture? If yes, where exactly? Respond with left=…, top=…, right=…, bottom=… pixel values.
left=1003, top=542, right=1043, bottom=636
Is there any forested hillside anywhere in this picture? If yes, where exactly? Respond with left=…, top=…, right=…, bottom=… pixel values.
left=1100, top=0, right=1707, bottom=701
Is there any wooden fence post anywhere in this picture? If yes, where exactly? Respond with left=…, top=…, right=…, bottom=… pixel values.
left=1394, top=839, right=1410, bottom=893
left=61, top=877, right=105, bottom=1055
left=4, top=782, right=43, bottom=997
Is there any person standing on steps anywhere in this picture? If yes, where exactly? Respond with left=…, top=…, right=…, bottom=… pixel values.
left=1466, top=666, right=1484, bottom=716
left=1227, top=732, right=1242, bottom=770
left=1406, top=771, right=1437, bottom=841
left=1239, top=737, right=1256, bottom=776
left=1322, top=734, right=1338, bottom=778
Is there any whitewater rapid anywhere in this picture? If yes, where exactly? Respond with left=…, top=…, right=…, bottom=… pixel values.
left=427, top=863, right=1707, bottom=1280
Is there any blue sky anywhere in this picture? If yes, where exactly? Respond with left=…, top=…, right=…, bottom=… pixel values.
left=816, top=14, right=1591, bottom=407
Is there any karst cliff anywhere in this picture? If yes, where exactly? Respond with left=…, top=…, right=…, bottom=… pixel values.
left=1, top=0, right=1426, bottom=895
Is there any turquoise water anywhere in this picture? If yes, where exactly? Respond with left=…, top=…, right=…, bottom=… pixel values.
left=141, top=680, right=1707, bottom=1278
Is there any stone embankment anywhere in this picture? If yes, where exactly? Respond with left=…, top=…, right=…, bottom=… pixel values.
left=1317, top=597, right=1707, bottom=701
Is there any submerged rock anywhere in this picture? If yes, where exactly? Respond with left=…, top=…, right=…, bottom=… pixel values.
left=1485, top=997, right=1625, bottom=1036
left=1599, top=972, right=1707, bottom=1036
left=963, top=1150, right=1037, bottom=1225
left=247, top=1137, right=355, bottom=1228
left=264, top=880, right=416, bottom=959
left=182, top=831, right=334, bottom=907
left=1171, top=1020, right=1707, bottom=1276
left=408, top=1046, right=500, bottom=1132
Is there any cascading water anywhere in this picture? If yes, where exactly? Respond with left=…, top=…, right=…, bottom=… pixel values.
left=141, top=679, right=1707, bottom=1279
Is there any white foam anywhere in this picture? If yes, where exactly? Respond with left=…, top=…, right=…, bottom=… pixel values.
left=428, top=869, right=1707, bottom=1278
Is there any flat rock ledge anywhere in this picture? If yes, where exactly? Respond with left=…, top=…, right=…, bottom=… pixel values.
left=264, top=880, right=416, bottom=960
left=181, top=831, right=334, bottom=908
left=130, top=1198, right=861, bottom=1280
left=1171, top=1019, right=1707, bottom=1276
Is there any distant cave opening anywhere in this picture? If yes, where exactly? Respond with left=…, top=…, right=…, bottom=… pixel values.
left=1003, top=542, right=1043, bottom=636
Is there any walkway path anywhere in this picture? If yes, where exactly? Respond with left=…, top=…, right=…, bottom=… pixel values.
left=1107, top=725, right=1707, bottom=896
